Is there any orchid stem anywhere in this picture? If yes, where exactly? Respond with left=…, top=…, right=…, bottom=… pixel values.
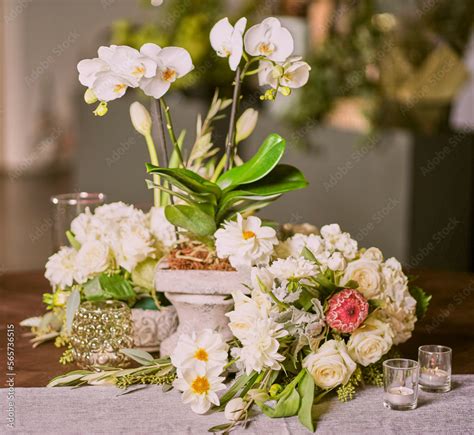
left=224, top=67, right=242, bottom=172
left=144, top=133, right=161, bottom=208
left=160, top=98, right=185, bottom=167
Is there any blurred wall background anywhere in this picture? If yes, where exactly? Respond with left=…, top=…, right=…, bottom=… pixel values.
left=1, top=0, right=473, bottom=272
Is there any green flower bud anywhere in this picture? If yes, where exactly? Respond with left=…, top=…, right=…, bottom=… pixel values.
left=269, top=383, right=282, bottom=398
left=93, top=101, right=108, bottom=117
left=84, top=88, right=98, bottom=104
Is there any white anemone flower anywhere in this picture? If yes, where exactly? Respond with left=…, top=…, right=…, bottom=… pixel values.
left=173, top=365, right=226, bottom=414
left=215, top=214, right=278, bottom=268
left=139, top=43, right=194, bottom=99
left=210, top=17, right=247, bottom=71
left=170, top=329, right=229, bottom=372
left=244, top=17, right=294, bottom=62
left=45, top=247, right=77, bottom=289
left=259, top=57, right=311, bottom=91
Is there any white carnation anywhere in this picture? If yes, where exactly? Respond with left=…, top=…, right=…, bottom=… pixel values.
left=45, top=247, right=77, bottom=289
left=110, top=222, right=155, bottom=272
left=70, top=208, right=101, bottom=244
left=148, top=206, right=177, bottom=249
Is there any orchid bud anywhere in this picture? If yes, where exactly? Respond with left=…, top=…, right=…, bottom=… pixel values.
left=279, top=86, right=291, bottom=96
left=224, top=398, right=246, bottom=421
left=269, top=383, right=282, bottom=398
left=130, top=102, right=152, bottom=136
left=93, top=101, right=108, bottom=117
left=84, top=88, right=98, bottom=104
left=235, top=108, right=258, bottom=143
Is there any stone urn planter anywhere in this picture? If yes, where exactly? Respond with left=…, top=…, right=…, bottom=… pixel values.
left=131, top=306, right=178, bottom=350
left=155, top=261, right=251, bottom=356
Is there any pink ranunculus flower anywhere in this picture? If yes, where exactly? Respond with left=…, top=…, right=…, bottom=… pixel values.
left=326, top=289, right=369, bottom=333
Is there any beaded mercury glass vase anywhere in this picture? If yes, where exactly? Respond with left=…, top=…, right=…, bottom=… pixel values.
left=70, top=301, right=134, bottom=369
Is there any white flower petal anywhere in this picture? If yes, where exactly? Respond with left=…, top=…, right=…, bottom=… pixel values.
left=139, top=76, right=171, bottom=99
left=158, top=46, right=194, bottom=77
left=77, top=58, right=109, bottom=87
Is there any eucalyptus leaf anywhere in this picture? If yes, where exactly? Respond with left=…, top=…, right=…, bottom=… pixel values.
left=48, top=370, right=90, bottom=387
left=120, top=348, right=155, bottom=366
left=298, top=370, right=315, bottom=432
left=165, top=204, right=216, bottom=237
left=216, top=134, right=286, bottom=191
left=65, top=289, right=81, bottom=334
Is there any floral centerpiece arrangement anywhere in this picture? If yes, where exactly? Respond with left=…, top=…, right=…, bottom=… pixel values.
left=50, top=218, right=430, bottom=432
left=35, top=10, right=430, bottom=433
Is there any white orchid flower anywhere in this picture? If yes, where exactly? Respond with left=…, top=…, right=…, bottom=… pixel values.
left=244, top=17, right=294, bottom=62
left=139, top=43, right=194, bottom=99
left=98, top=45, right=156, bottom=86
left=210, top=17, right=247, bottom=71
left=77, top=58, right=109, bottom=88
left=258, top=57, right=311, bottom=92
left=92, top=71, right=134, bottom=102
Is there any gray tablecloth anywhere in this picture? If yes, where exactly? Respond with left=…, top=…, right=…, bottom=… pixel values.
left=2, top=375, right=473, bottom=434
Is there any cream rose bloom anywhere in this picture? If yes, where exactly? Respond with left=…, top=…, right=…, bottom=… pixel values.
left=342, top=259, right=382, bottom=299
left=347, top=316, right=394, bottom=366
left=303, top=340, right=356, bottom=389
left=74, top=240, right=111, bottom=283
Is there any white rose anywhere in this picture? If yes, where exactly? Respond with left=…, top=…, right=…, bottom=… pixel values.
left=303, top=340, right=356, bottom=389
left=327, top=252, right=346, bottom=271
left=74, top=240, right=110, bottom=283
left=347, top=316, right=394, bottom=366
left=362, top=247, right=384, bottom=263
left=225, top=398, right=246, bottom=421
left=342, top=259, right=382, bottom=299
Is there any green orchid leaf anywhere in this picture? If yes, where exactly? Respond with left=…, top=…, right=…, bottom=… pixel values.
left=119, top=348, right=155, bottom=366
left=217, top=164, right=307, bottom=219
left=298, top=370, right=315, bottom=432
left=216, top=133, right=286, bottom=191
left=217, top=199, right=278, bottom=224
left=165, top=204, right=216, bottom=236
left=146, top=165, right=221, bottom=198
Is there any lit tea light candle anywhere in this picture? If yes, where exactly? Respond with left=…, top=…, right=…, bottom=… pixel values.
left=420, top=367, right=449, bottom=387
left=384, top=386, right=415, bottom=406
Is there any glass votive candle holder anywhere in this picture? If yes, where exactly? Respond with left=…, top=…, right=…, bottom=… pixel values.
left=70, top=300, right=134, bottom=370
left=418, top=345, right=452, bottom=393
left=383, top=359, right=419, bottom=410
left=50, top=192, right=106, bottom=251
